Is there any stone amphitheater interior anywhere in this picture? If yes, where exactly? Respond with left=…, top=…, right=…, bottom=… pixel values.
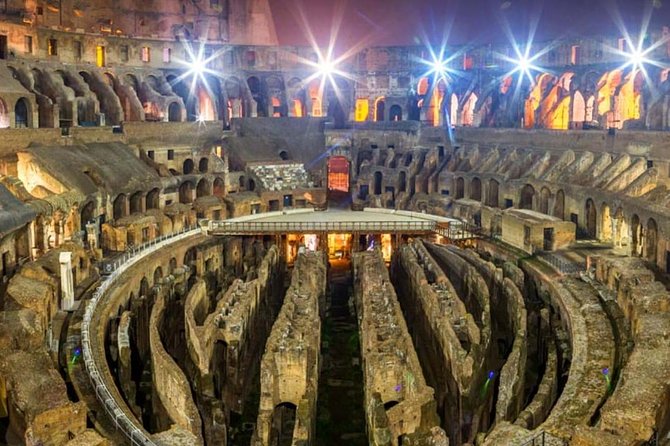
left=0, top=0, right=669, bottom=445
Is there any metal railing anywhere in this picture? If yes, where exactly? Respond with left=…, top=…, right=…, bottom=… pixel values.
left=209, top=219, right=437, bottom=234
left=518, top=431, right=569, bottom=446
left=536, top=251, right=585, bottom=275
left=81, top=226, right=200, bottom=446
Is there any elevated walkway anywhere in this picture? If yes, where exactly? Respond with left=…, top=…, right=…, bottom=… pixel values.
left=207, top=208, right=480, bottom=240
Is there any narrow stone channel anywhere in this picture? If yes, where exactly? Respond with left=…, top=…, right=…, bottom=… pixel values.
left=316, top=259, right=366, bottom=445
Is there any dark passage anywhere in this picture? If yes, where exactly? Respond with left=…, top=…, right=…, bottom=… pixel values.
left=316, top=259, right=366, bottom=445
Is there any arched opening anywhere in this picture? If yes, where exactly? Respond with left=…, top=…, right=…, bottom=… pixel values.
left=520, top=184, right=535, bottom=210
left=197, top=86, right=216, bottom=121
left=146, top=188, right=160, bottom=210
left=139, top=277, right=149, bottom=298
left=470, top=177, right=482, bottom=201
left=572, top=91, right=586, bottom=128
left=307, top=79, right=323, bottom=117
left=113, top=194, right=127, bottom=220
left=326, top=89, right=346, bottom=128
left=553, top=190, right=565, bottom=219
left=247, top=76, right=266, bottom=117
left=646, top=218, right=658, bottom=263
left=80, top=201, right=96, bottom=235
left=270, top=402, right=297, bottom=446
left=373, top=171, right=383, bottom=195
left=153, top=266, right=163, bottom=285
left=196, top=178, right=210, bottom=198
left=129, top=191, right=143, bottom=214
left=279, top=150, right=289, bottom=161
left=183, top=159, right=194, bottom=175
left=600, top=203, right=612, bottom=242
left=389, top=104, right=402, bottom=121
left=585, top=198, right=597, bottom=239
left=461, top=92, right=478, bottom=126
left=404, top=153, right=413, bottom=167
left=213, top=178, right=225, bottom=197
left=248, top=178, right=256, bottom=191
left=169, top=257, right=177, bottom=274
left=0, top=97, right=10, bottom=128
left=428, top=79, right=446, bottom=126
left=238, top=175, right=246, bottom=191
left=374, top=97, right=385, bottom=121
left=179, top=181, right=194, bottom=204
left=487, top=179, right=499, bottom=207
left=455, top=177, right=465, bottom=199
left=14, top=98, right=30, bottom=128
left=539, top=187, right=551, bottom=214
left=613, top=207, right=628, bottom=248
left=198, top=158, right=209, bottom=173
left=449, top=93, right=458, bottom=127
left=631, top=214, right=641, bottom=256
left=399, top=171, right=407, bottom=193
left=168, top=102, right=181, bottom=122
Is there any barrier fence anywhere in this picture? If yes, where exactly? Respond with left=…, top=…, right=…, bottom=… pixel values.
left=209, top=219, right=438, bottom=234
left=81, top=227, right=200, bottom=446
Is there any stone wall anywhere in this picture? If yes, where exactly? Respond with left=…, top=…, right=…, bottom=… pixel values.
left=592, top=256, right=670, bottom=443
left=353, top=249, right=445, bottom=446
left=150, top=290, right=204, bottom=442
left=253, top=252, right=326, bottom=446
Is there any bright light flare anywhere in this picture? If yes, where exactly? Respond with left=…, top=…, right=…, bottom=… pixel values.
left=506, top=45, right=544, bottom=85
left=316, top=58, right=337, bottom=77
left=415, top=45, right=463, bottom=83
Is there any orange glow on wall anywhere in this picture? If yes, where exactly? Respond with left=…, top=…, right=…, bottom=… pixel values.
left=96, top=46, right=106, bottom=67
left=198, top=88, right=215, bottom=120
left=355, top=98, right=369, bottom=122
left=381, top=233, right=392, bottom=262
left=417, top=78, right=430, bottom=96
left=328, top=156, right=350, bottom=192
left=524, top=73, right=552, bottom=129
left=539, top=73, right=573, bottom=129
left=328, top=233, right=352, bottom=258
left=428, top=80, right=446, bottom=127
left=293, top=99, right=303, bottom=117
left=616, top=70, right=642, bottom=127
left=499, top=77, right=513, bottom=95
left=309, top=81, right=323, bottom=117
left=545, top=96, right=570, bottom=129
left=597, top=70, right=623, bottom=117
left=271, top=97, right=281, bottom=117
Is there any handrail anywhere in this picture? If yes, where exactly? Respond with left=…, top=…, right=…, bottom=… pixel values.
left=81, top=227, right=201, bottom=446
left=209, top=219, right=438, bottom=234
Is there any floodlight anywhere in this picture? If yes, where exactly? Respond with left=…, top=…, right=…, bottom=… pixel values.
left=627, top=49, right=646, bottom=70
left=517, top=55, right=530, bottom=73
left=430, top=59, right=448, bottom=78
left=189, top=57, right=205, bottom=76
left=317, top=58, right=336, bottom=77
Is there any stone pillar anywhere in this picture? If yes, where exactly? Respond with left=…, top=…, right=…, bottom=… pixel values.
left=59, top=252, right=75, bottom=311
left=86, top=222, right=99, bottom=249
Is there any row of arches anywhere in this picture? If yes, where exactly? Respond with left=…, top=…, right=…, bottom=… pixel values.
left=111, top=177, right=224, bottom=220
left=455, top=174, right=664, bottom=266
left=181, top=157, right=209, bottom=175
left=0, top=97, right=32, bottom=128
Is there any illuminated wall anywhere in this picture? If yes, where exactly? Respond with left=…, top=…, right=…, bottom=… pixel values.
left=355, top=99, right=369, bottom=122
left=328, top=157, right=350, bottom=192
left=616, top=70, right=643, bottom=126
